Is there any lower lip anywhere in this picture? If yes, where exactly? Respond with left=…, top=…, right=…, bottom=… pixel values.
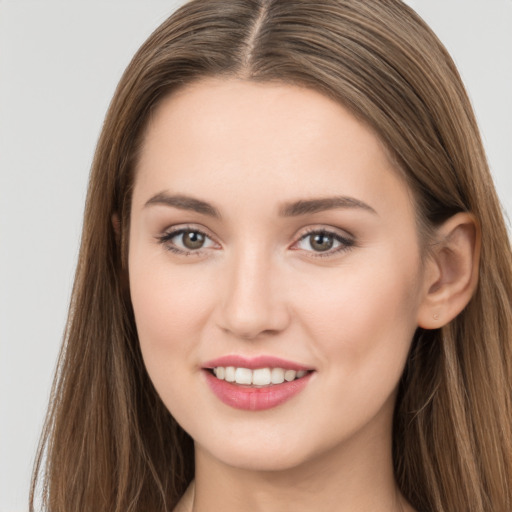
left=204, top=370, right=313, bottom=411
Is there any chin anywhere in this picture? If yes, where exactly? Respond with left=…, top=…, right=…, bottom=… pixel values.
left=208, top=446, right=310, bottom=473
left=193, top=424, right=327, bottom=474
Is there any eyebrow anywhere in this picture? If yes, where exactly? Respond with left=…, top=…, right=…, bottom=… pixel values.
left=144, top=192, right=221, bottom=218
left=144, top=192, right=376, bottom=218
left=279, top=196, right=377, bottom=216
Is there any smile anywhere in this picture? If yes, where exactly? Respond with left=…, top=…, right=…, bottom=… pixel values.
left=202, top=356, right=315, bottom=411
left=211, top=366, right=309, bottom=386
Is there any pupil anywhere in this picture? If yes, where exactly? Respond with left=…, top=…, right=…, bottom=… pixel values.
left=311, top=233, right=333, bottom=251
left=183, top=230, right=205, bottom=249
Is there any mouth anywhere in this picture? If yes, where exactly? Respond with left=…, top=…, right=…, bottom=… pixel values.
left=207, top=366, right=312, bottom=387
left=202, top=356, right=315, bottom=411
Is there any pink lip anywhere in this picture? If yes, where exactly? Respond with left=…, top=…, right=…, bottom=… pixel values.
left=202, top=355, right=312, bottom=371
left=202, top=355, right=315, bottom=411
left=204, top=371, right=313, bottom=411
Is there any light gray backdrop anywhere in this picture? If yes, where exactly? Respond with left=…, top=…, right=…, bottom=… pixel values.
left=1, top=1, right=511, bottom=511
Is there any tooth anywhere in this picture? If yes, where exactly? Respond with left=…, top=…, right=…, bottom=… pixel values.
left=235, top=367, right=252, bottom=385
left=225, top=366, right=236, bottom=382
left=252, top=368, right=271, bottom=386
left=215, top=366, right=305, bottom=385
left=270, top=368, right=285, bottom=384
left=284, top=369, right=297, bottom=382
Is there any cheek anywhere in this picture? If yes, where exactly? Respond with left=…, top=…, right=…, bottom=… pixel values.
left=286, top=255, right=422, bottom=442
left=128, top=257, right=221, bottom=420
left=128, top=252, right=216, bottom=370
left=295, top=252, right=421, bottom=376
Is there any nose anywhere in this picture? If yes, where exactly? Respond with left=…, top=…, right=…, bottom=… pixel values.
left=216, top=246, right=291, bottom=340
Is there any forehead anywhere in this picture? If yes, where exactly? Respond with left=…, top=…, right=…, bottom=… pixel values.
left=133, top=78, right=414, bottom=220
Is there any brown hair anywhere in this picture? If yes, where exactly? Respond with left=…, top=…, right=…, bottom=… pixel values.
left=31, top=1, right=512, bottom=511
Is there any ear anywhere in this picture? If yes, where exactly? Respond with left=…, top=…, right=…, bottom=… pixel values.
left=417, top=212, right=481, bottom=329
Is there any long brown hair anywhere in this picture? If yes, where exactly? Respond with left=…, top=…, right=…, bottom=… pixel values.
left=31, top=1, right=512, bottom=511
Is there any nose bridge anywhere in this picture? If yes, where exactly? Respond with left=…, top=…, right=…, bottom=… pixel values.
left=218, top=240, right=289, bottom=339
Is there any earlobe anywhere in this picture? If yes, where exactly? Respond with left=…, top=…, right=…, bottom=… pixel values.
left=417, top=212, right=481, bottom=329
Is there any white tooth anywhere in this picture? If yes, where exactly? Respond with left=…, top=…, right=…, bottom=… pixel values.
left=215, top=367, right=225, bottom=380
left=235, top=367, right=253, bottom=385
left=296, top=370, right=307, bottom=378
left=252, top=368, right=271, bottom=386
left=225, top=366, right=236, bottom=382
left=270, top=367, right=285, bottom=384
left=284, top=369, right=297, bottom=382
left=213, top=367, right=217, bottom=376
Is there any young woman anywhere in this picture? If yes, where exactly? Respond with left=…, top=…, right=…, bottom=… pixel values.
left=30, top=1, right=512, bottom=511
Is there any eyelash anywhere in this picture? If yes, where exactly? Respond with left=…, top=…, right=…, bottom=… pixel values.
left=156, top=226, right=217, bottom=256
left=156, top=226, right=355, bottom=258
left=292, top=228, right=355, bottom=258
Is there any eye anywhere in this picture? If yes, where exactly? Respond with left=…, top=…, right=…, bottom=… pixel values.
left=179, top=230, right=207, bottom=250
left=293, top=229, right=354, bottom=255
left=157, top=227, right=218, bottom=254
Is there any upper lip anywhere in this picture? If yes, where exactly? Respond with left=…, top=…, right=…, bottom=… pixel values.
left=202, top=355, right=314, bottom=371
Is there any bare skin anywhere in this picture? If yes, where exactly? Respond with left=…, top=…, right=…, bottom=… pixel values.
left=128, top=78, right=478, bottom=512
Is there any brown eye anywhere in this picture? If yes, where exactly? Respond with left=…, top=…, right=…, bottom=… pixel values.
left=309, top=233, right=334, bottom=252
left=182, top=230, right=206, bottom=249
left=158, top=227, right=217, bottom=254
left=294, top=229, right=354, bottom=256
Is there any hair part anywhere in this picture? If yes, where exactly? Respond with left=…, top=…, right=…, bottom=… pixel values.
left=31, top=1, right=512, bottom=511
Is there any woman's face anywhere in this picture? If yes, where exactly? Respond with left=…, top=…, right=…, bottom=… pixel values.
left=129, top=78, right=429, bottom=471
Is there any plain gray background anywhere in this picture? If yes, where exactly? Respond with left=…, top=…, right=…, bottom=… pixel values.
left=1, top=1, right=511, bottom=511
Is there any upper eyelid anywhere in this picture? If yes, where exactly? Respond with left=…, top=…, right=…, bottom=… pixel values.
left=294, top=232, right=353, bottom=246
left=293, top=225, right=355, bottom=242
left=159, top=224, right=216, bottom=239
